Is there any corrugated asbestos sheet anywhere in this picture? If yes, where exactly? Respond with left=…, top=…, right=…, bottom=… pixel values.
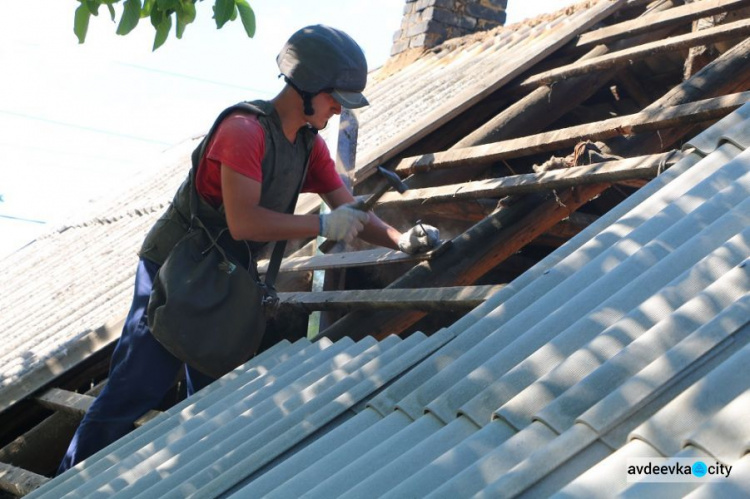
left=0, top=140, right=197, bottom=414
left=28, top=102, right=750, bottom=498
left=0, top=0, right=622, bottom=421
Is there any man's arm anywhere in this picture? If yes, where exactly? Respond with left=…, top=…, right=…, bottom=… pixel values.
left=222, top=165, right=320, bottom=242
left=321, top=186, right=400, bottom=250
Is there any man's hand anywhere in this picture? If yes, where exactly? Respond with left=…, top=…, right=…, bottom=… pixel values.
left=319, top=205, right=369, bottom=243
left=398, top=223, right=440, bottom=254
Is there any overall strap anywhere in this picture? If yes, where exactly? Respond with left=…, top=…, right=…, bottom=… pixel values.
left=264, top=129, right=316, bottom=291
left=189, top=101, right=318, bottom=291
left=188, top=101, right=271, bottom=221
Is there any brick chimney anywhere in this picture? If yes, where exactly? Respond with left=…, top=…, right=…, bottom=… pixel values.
left=391, top=0, right=507, bottom=56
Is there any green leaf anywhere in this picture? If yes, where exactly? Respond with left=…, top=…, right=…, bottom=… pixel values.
left=213, top=0, right=233, bottom=29
left=74, top=4, right=91, bottom=43
left=86, top=0, right=100, bottom=16
left=157, top=0, right=179, bottom=9
left=235, top=0, right=255, bottom=37
left=229, top=5, right=237, bottom=21
left=176, top=18, right=186, bottom=38
left=107, top=3, right=116, bottom=21
left=153, top=13, right=172, bottom=50
left=177, top=0, right=196, bottom=25
left=117, top=0, right=142, bottom=35
left=141, top=0, right=155, bottom=16
left=150, top=6, right=164, bottom=28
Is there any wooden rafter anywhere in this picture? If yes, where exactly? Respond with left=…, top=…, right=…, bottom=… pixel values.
left=278, top=285, right=506, bottom=313
left=35, top=388, right=160, bottom=429
left=353, top=0, right=628, bottom=184
left=258, top=247, right=438, bottom=275
left=393, top=91, right=749, bottom=176
left=0, top=462, right=48, bottom=497
left=517, top=17, right=750, bottom=90
left=608, top=36, right=750, bottom=156
left=316, top=183, right=611, bottom=342
left=381, top=152, right=679, bottom=207
left=575, top=0, right=750, bottom=49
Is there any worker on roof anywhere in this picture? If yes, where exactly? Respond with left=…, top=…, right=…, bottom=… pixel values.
left=57, top=24, right=439, bottom=475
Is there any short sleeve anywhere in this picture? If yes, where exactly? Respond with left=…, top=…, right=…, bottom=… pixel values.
left=195, top=113, right=265, bottom=207
left=302, top=135, right=345, bottom=194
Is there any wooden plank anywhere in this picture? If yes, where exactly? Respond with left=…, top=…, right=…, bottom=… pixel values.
left=35, top=388, right=160, bottom=429
left=455, top=0, right=679, bottom=150
left=607, top=34, right=750, bottom=156
left=36, top=388, right=93, bottom=417
left=353, top=0, right=628, bottom=184
left=134, top=410, right=163, bottom=428
left=0, top=462, right=48, bottom=496
left=394, top=91, right=749, bottom=176
left=317, top=183, right=610, bottom=342
left=517, top=18, right=750, bottom=89
left=576, top=0, right=750, bottom=49
left=382, top=152, right=678, bottom=207
left=0, top=318, right=123, bottom=415
left=0, top=383, right=105, bottom=475
left=258, top=247, right=436, bottom=275
left=278, top=285, right=506, bottom=312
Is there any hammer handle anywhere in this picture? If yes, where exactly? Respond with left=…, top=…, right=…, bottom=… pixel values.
left=352, top=181, right=391, bottom=212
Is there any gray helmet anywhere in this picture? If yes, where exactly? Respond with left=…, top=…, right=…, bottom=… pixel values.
left=277, top=25, right=369, bottom=109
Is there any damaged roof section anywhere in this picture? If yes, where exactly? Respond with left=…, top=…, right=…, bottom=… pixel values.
left=28, top=102, right=750, bottom=497
left=3, top=0, right=750, bottom=493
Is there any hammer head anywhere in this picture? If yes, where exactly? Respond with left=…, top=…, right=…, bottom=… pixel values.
left=377, top=165, right=409, bottom=194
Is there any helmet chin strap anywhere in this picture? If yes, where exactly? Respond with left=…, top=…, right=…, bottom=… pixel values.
left=284, top=77, right=316, bottom=116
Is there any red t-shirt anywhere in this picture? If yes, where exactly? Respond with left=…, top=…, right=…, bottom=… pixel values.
left=196, top=112, right=344, bottom=207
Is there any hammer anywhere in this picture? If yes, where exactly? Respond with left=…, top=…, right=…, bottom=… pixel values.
left=318, top=166, right=409, bottom=253
left=351, top=165, right=409, bottom=212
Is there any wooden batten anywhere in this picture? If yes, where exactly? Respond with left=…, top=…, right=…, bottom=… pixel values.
left=575, top=0, right=748, bottom=49
left=518, top=18, right=750, bottom=90
left=316, top=183, right=610, bottom=342
left=608, top=36, right=750, bottom=156
left=279, top=285, right=506, bottom=313
left=0, top=462, right=48, bottom=497
left=383, top=151, right=680, bottom=207
left=394, top=92, right=748, bottom=176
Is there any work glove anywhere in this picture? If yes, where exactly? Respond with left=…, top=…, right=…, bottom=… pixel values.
left=398, top=223, right=440, bottom=254
left=319, top=204, right=369, bottom=243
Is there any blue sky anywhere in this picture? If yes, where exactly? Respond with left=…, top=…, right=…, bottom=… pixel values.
left=0, top=0, right=578, bottom=257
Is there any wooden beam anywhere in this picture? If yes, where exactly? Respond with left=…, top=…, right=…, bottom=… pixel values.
left=36, top=388, right=92, bottom=417
left=353, top=0, right=627, bottom=184
left=35, top=388, right=160, bottom=428
left=607, top=36, right=750, bottom=156
left=547, top=212, right=600, bottom=240
left=0, top=383, right=105, bottom=476
left=382, top=152, right=678, bottom=207
left=278, top=285, right=505, bottom=313
left=517, top=17, right=750, bottom=90
left=394, top=91, right=748, bottom=176
left=0, top=462, right=48, bottom=497
left=457, top=0, right=675, bottom=148
left=575, top=0, right=750, bottom=49
left=258, top=247, right=438, bottom=275
left=0, top=317, right=123, bottom=415
left=316, top=183, right=609, bottom=342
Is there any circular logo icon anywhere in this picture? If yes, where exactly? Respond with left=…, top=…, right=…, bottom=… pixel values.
left=692, top=461, right=708, bottom=477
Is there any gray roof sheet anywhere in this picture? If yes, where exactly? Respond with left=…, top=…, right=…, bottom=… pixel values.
left=28, top=99, right=750, bottom=498
left=6, top=1, right=750, bottom=496
left=0, top=140, right=196, bottom=413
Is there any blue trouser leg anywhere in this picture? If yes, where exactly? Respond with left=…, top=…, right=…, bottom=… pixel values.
left=57, top=259, right=215, bottom=475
